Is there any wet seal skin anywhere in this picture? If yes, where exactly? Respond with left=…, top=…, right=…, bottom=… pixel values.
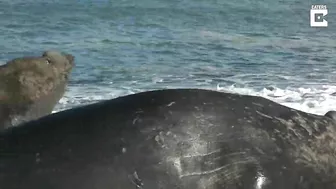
left=1, top=89, right=336, bottom=189
left=324, top=111, right=336, bottom=121
left=0, top=51, right=74, bottom=130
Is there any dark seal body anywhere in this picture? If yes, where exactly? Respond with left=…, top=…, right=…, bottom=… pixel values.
left=0, top=51, right=74, bottom=130
left=325, top=111, right=336, bottom=121
left=1, top=89, right=336, bottom=189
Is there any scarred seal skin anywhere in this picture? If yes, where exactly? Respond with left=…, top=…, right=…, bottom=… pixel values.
left=1, top=89, right=336, bottom=189
left=0, top=51, right=74, bottom=130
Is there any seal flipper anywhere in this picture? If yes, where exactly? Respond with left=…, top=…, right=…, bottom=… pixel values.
left=324, top=111, right=336, bottom=121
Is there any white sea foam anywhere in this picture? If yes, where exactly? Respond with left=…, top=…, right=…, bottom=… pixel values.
left=216, top=84, right=336, bottom=115
left=53, top=84, right=336, bottom=116
left=0, top=61, right=6, bottom=66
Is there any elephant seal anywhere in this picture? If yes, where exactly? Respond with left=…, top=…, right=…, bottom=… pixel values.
left=0, top=51, right=74, bottom=130
left=1, top=89, right=335, bottom=189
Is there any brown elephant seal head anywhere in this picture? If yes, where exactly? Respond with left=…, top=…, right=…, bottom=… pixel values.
left=0, top=51, right=75, bottom=129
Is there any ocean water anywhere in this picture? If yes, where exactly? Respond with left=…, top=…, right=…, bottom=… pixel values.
left=0, top=0, right=335, bottom=115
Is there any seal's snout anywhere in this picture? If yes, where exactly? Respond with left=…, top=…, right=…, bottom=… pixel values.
left=64, top=54, right=75, bottom=73
left=65, top=54, right=75, bottom=65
